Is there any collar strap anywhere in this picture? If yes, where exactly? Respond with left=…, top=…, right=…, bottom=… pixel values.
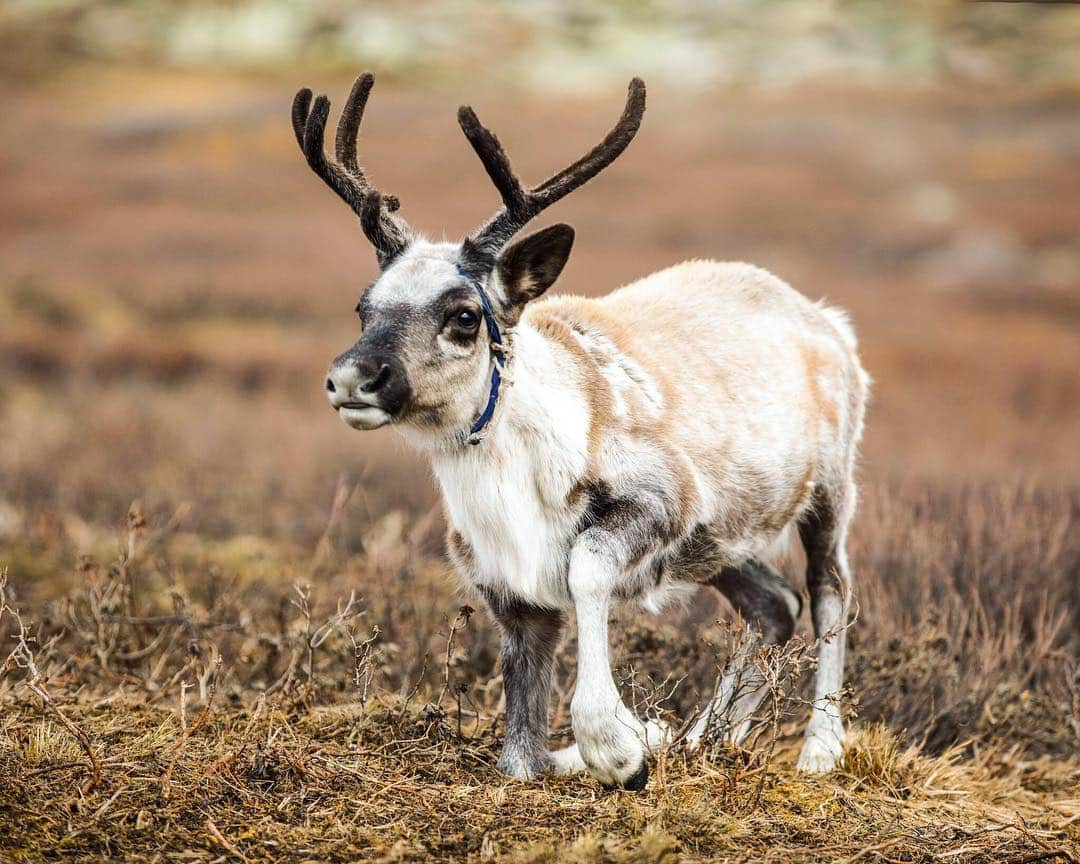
left=457, top=265, right=505, bottom=445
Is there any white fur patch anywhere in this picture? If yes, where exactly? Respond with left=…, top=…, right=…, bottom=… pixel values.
left=366, top=241, right=460, bottom=308
left=433, top=326, right=590, bottom=609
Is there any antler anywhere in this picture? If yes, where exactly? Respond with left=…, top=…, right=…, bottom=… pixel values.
left=458, top=78, right=646, bottom=267
left=291, top=73, right=412, bottom=267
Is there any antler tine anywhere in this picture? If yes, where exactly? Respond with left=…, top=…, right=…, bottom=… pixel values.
left=291, top=75, right=412, bottom=266
left=460, top=77, right=646, bottom=261
left=457, top=106, right=530, bottom=217
left=335, top=72, right=374, bottom=174
left=533, top=77, right=646, bottom=201
left=300, top=94, right=366, bottom=213
left=291, top=88, right=313, bottom=150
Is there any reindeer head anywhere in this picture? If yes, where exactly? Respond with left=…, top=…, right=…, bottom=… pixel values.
left=293, top=73, right=645, bottom=443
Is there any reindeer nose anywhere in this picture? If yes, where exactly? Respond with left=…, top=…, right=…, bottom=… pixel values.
left=357, top=359, right=391, bottom=393
left=326, top=363, right=361, bottom=408
left=326, top=355, right=400, bottom=410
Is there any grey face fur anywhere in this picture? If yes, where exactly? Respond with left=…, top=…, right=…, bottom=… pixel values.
left=326, top=246, right=487, bottom=432
left=324, top=227, right=575, bottom=437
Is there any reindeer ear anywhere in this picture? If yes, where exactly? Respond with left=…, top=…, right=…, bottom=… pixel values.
left=496, top=224, right=574, bottom=311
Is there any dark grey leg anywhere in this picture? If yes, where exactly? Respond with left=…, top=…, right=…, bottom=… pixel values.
left=482, top=591, right=564, bottom=780
left=710, top=557, right=802, bottom=644
left=687, top=557, right=802, bottom=746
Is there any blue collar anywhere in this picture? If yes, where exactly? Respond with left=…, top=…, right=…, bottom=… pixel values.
left=456, top=265, right=505, bottom=445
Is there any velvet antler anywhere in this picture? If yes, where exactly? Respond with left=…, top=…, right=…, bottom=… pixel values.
left=458, top=78, right=646, bottom=269
left=292, top=73, right=412, bottom=267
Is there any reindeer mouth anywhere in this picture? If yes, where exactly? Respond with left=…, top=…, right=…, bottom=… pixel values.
left=338, top=403, right=392, bottom=430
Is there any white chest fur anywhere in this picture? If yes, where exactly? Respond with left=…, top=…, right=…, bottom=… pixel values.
left=432, top=327, right=591, bottom=609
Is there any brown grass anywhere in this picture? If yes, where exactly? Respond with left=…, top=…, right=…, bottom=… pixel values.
left=1, top=483, right=1077, bottom=862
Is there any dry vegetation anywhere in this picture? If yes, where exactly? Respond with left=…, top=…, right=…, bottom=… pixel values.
left=1, top=37, right=1079, bottom=864
left=0, top=484, right=1077, bottom=862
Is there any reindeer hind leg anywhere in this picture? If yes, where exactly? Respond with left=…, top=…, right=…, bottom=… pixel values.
left=687, top=557, right=802, bottom=747
left=796, top=480, right=855, bottom=772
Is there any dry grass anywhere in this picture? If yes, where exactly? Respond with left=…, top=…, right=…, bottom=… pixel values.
left=1, top=484, right=1077, bottom=863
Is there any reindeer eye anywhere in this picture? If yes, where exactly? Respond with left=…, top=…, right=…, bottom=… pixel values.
left=455, top=309, right=480, bottom=329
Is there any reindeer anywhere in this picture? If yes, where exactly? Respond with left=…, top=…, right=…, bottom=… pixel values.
left=293, top=73, right=869, bottom=789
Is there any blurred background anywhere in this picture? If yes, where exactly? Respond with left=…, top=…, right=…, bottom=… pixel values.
left=2, top=0, right=1079, bottom=569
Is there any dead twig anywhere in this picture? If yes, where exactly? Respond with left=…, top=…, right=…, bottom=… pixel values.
left=1, top=571, right=102, bottom=794
left=205, top=815, right=250, bottom=862
left=161, top=654, right=223, bottom=800
left=438, top=605, right=474, bottom=708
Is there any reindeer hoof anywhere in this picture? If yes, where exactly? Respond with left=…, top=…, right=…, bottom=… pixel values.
left=603, top=760, right=648, bottom=791
left=624, top=760, right=649, bottom=790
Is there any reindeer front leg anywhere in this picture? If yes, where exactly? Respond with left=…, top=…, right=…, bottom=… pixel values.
left=568, top=515, right=670, bottom=790
left=484, top=592, right=564, bottom=780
